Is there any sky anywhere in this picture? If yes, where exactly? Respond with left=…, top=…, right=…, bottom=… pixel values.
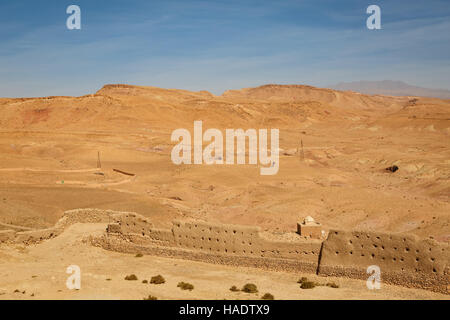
left=0, top=0, right=449, bottom=97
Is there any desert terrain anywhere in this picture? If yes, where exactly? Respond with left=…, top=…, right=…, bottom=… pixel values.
left=0, top=84, right=449, bottom=299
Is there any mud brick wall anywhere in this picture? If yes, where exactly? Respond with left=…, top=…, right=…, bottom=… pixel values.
left=111, top=213, right=175, bottom=246
left=4, top=208, right=445, bottom=293
left=0, top=230, right=16, bottom=242
left=14, top=228, right=59, bottom=244
left=259, top=239, right=321, bottom=262
left=144, top=227, right=175, bottom=246
left=106, top=212, right=448, bottom=293
left=172, top=220, right=263, bottom=256
left=108, top=214, right=321, bottom=268
left=319, top=230, right=450, bottom=293
left=1, top=208, right=123, bottom=244
left=55, top=208, right=123, bottom=229
left=112, top=213, right=154, bottom=235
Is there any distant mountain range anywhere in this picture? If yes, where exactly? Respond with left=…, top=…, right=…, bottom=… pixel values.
left=331, top=80, right=450, bottom=99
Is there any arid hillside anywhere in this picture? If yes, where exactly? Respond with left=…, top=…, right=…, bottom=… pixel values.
left=0, top=84, right=449, bottom=242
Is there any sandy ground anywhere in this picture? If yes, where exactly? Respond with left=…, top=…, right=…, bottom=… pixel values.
left=0, top=84, right=448, bottom=299
left=0, top=223, right=447, bottom=300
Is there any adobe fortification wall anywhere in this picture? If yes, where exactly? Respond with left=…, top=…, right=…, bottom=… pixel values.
left=101, top=212, right=322, bottom=273
left=1, top=209, right=448, bottom=293
left=102, top=211, right=449, bottom=293
left=318, top=229, right=449, bottom=293
left=112, top=213, right=320, bottom=256
left=0, top=208, right=127, bottom=245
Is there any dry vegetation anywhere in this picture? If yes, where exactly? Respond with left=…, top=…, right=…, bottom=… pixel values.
left=150, top=275, right=165, bottom=285
left=177, top=282, right=194, bottom=291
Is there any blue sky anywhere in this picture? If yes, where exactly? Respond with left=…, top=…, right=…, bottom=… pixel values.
left=1, top=0, right=449, bottom=97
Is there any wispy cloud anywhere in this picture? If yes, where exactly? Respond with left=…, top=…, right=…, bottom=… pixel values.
left=0, top=0, right=449, bottom=96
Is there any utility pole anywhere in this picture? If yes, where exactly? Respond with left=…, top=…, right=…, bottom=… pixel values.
left=97, top=151, right=101, bottom=169
left=300, top=139, right=305, bottom=161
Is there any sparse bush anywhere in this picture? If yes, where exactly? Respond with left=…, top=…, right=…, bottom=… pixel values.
left=177, top=282, right=194, bottom=291
left=326, top=282, right=339, bottom=288
left=135, top=253, right=143, bottom=258
left=124, top=274, right=138, bottom=281
left=300, top=281, right=316, bottom=289
left=297, top=277, right=308, bottom=284
left=142, top=280, right=148, bottom=284
left=150, top=275, right=165, bottom=284
left=261, top=293, right=274, bottom=300
left=229, top=285, right=239, bottom=292
left=241, top=283, right=258, bottom=293
left=143, top=295, right=157, bottom=300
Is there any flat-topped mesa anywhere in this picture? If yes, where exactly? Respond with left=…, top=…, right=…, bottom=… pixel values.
left=100, top=84, right=138, bottom=90
left=95, top=83, right=214, bottom=98
left=95, top=84, right=155, bottom=96
left=222, top=84, right=335, bottom=100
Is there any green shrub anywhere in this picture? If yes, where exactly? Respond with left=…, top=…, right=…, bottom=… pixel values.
left=177, top=282, right=194, bottom=291
left=261, top=293, right=274, bottom=300
left=150, top=275, right=165, bottom=284
left=241, top=283, right=258, bottom=293
left=143, top=295, right=157, bottom=300
left=124, top=274, right=138, bottom=281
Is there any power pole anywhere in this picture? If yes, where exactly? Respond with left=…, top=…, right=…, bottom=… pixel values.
left=97, top=151, right=101, bottom=169
left=300, top=139, right=305, bottom=161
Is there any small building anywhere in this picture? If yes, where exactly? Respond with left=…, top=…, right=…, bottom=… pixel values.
left=297, top=216, right=323, bottom=239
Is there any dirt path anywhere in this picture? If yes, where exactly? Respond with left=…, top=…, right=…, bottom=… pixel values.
left=0, top=168, right=98, bottom=173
